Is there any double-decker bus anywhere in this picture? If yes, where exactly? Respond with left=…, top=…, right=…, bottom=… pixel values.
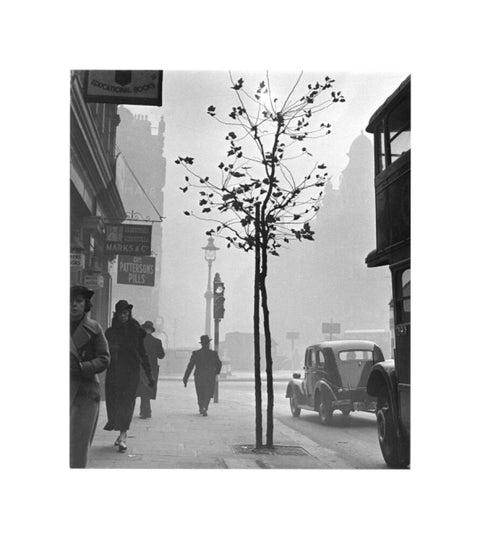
left=365, top=76, right=410, bottom=468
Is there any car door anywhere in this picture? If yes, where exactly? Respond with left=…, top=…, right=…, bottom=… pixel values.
left=305, top=348, right=321, bottom=404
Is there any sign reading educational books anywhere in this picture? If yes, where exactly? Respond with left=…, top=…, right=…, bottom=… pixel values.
left=105, top=224, right=152, bottom=256
left=84, top=71, right=163, bottom=106
left=117, top=256, right=155, bottom=287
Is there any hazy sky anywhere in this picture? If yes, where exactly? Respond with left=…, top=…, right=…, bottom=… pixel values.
left=124, top=70, right=407, bottom=351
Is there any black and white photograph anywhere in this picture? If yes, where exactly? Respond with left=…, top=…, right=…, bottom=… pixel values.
left=70, top=69, right=410, bottom=470
left=4, top=1, right=479, bottom=538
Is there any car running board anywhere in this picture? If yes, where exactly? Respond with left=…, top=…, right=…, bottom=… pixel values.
left=298, top=404, right=316, bottom=411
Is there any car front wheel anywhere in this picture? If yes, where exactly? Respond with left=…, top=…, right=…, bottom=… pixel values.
left=289, top=394, right=301, bottom=417
left=318, top=393, right=333, bottom=425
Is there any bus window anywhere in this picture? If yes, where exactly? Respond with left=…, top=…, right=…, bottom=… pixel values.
left=374, top=95, right=410, bottom=175
left=388, top=97, right=410, bottom=163
left=395, top=268, right=411, bottom=324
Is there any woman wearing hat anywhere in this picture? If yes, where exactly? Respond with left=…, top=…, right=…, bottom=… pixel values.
left=104, top=300, right=154, bottom=452
left=70, top=286, right=110, bottom=468
left=136, top=321, right=165, bottom=419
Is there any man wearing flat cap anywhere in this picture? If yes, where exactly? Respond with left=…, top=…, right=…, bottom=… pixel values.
left=70, top=285, right=110, bottom=468
left=183, top=335, right=222, bottom=416
left=136, top=321, right=165, bottom=419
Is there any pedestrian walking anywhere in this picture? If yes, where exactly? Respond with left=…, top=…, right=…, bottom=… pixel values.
left=70, top=286, right=110, bottom=468
left=183, top=335, right=222, bottom=416
left=136, top=321, right=165, bottom=419
left=104, top=300, right=154, bottom=452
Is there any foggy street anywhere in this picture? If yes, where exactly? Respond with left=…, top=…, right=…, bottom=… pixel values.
left=71, top=69, right=409, bottom=471
left=88, top=377, right=385, bottom=469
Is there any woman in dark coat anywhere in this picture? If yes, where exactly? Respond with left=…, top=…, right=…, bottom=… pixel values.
left=70, top=286, right=110, bottom=468
left=104, top=300, right=154, bottom=452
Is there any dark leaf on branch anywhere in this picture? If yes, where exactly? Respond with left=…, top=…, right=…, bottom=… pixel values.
left=231, top=78, right=244, bottom=90
left=207, top=106, right=216, bottom=117
left=184, top=211, right=190, bottom=216
left=230, top=171, right=245, bottom=178
left=199, top=199, right=208, bottom=206
left=179, top=186, right=188, bottom=192
left=202, top=208, right=212, bottom=213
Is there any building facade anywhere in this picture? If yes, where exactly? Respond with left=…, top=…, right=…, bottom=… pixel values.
left=70, top=70, right=126, bottom=330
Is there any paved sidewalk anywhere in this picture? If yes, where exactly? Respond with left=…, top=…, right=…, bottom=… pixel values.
left=88, top=379, right=340, bottom=469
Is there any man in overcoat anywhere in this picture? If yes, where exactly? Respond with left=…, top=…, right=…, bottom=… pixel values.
left=70, top=286, right=110, bottom=468
left=183, top=335, right=222, bottom=416
left=136, top=320, right=165, bottom=419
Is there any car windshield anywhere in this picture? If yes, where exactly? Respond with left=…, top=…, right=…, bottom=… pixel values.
left=338, top=350, right=373, bottom=361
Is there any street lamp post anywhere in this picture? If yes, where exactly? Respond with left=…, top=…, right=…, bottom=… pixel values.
left=202, top=237, right=219, bottom=337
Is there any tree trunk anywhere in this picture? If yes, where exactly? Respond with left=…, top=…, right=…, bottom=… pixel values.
left=254, top=204, right=263, bottom=448
left=260, top=236, right=274, bottom=448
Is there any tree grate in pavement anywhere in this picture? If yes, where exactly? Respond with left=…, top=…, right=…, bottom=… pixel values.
left=232, top=444, right=311, bottom=456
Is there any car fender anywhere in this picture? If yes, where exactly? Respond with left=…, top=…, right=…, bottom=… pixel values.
left=366, top=360, right=397, bottom=398
left=313, top=380, right=336, bottom=409
left=285, top=379, right=306, bottom=404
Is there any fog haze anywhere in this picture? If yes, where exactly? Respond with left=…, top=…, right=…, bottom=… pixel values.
left=118, top=70, right=406, bottom=356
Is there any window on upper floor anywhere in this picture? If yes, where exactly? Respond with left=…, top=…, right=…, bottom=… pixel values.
left=374, top=94, right=410, bottom=175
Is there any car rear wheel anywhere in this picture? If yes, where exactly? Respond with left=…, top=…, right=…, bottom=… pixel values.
left=318, top=393, right=333, bottom=425
left=289, top=394, right=301, bottom=417
left=376, top=388, right=407, bottom=468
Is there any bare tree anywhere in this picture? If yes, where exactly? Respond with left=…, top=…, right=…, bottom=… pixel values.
left=176, top=72, right=345, bottom=448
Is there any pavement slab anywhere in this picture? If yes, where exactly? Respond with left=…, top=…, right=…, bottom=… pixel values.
left=88, top=380, right=334, bottom=469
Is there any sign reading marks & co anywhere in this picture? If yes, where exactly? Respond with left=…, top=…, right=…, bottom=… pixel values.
left=105, top=224, right=152, bottom=256
left=117, top=256, right=155, bottom=287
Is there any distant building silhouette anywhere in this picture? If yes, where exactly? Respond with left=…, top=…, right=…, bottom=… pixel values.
left=268, top=132, right=391, bottom=351
left=313, top=131, right=390, bottom=333
left=113, top=107, right=166, bottom=325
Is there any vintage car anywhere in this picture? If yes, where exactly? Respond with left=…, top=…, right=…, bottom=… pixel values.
left=285, top=340, right=384, bottom=424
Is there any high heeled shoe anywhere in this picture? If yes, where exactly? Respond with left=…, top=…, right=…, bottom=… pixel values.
left=118, top=441, right=127, bottom=452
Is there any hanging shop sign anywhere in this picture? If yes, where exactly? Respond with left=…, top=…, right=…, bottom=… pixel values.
left=84, top=70, right=163, bottom=106
left=84, top=272, right=104, bottom=289
left=117, top=255, right=155, bottom=287
left=105, top=224, right=152, bottom=256
left=70, top=252, right=85, bottom=270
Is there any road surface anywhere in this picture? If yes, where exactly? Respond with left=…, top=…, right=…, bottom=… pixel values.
left=221, top=380, right=386, bottom=469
